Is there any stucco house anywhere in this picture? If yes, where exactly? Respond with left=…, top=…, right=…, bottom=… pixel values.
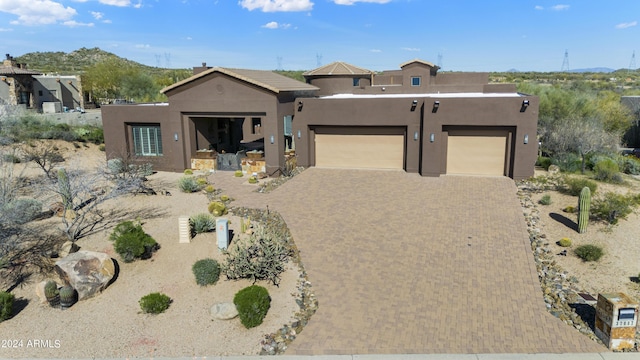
left=101, top=59, right=538, bottom=179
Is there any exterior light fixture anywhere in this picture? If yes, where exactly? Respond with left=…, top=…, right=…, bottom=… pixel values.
left=270, top=135, right=275, bottom=144
left=297, top=130, right=301, bottom=139
left=174, top=133, right=179, bottom=141
left=430, top=133, right=435, bottom=143
left=411, top=100, right=418, bottom=111
left=524, top=134, right=529, bottom=144
left=520, top=99, right=529, bottom=112
left=432, top=101, right=440, bottom=113
left=0, top=77, right=5, bottom=82
left=413, top=131, right=419, bottom=141
left=297, top=101, right=303, bottom=111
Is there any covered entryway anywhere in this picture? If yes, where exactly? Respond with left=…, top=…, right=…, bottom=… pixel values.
left=446, top=129, right=509, bottom=176
left=313, top=126, right=405, bottom=170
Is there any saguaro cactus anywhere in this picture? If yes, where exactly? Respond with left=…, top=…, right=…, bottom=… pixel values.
left=578, top=186, right=591, bottom=233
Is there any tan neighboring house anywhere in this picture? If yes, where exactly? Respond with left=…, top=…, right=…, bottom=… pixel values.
left=0, top=54, right=41, bottom=108
left=101, top=59, right=539, bottom=179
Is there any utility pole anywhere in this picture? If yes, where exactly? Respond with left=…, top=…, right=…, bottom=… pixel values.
left=561, top=49, right=570, bottom=72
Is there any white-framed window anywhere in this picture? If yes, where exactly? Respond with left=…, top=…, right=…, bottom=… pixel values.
left=411, top=76, right=421, bottom=86
left=132, top=124, right=163, bottom=156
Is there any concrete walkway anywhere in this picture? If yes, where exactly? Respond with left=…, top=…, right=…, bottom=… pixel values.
left=218, top=168, right=606, bottom=355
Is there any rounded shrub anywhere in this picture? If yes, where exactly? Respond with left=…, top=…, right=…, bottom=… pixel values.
left=139, top=292, right=171, bottom=314
left=204, top=185, right=215, bottom=193
left=208, top=201, right=228, bottom=216
left=594, top=159, right=622, bottom=183
left=0, top=291, right=15, bottom=322
left=575, top=244, right=604, bottom=262
left=189, top=213, right=215, bottom=234
left=111, top=221, right=158, bottom=262
left=192, top=258, right=221, bottom=286
left=184, top=169, right=193, bottom=175
left=234, top=170, right=243, bottom=177
left=233, top=285, right=271, bottom=329
left=178, top=176, right=201, bottom=193
left=558, top=237, right=572, bottom=247
left=563, top=206, right=576, bottom=213
left=248, top=176, right=258, bottom=184
left=538, top=194, right=552, bottom=205
left=562, top=177, right=597, bottom=196
left=220, top=194, right=229, bottom=202
left=196, top=177, right=208, bottom=186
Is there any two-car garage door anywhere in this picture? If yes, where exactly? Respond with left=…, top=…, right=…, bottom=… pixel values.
left=314, top=127, right=405, bottom=170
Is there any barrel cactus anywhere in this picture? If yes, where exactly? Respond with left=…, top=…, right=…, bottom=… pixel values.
left=208, top=201, right=227, bottom=216
left=578, top=186, right=591, bottom=234
left=44, top=281, right=59, bottom=307
left=59, top=285, right=77, bottom=310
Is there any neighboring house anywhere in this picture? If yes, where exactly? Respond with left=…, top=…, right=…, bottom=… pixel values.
left=0, top=54, right=85, bottom=113
left=101, top=59, right=539, bottom=179
left=0, top=54, right=41, bottom=108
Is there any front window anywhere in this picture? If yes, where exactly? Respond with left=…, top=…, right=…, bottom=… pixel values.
left=353, top=78, right=360, bottom=86
left=411, top=76, right=421, bottom=86
left=132, top=124, right=163, bottom=156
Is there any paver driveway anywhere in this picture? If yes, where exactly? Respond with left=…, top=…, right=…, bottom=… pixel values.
left=231, top=168, right=605, bottom=354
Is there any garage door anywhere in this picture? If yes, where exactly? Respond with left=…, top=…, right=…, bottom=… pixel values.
left=446, top=131, right=508, bottom=176
left=315, top=132, right=404, bottom=170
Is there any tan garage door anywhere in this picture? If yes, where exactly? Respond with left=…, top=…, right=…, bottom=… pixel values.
left=447, top=132, right=507, bottom=176
left=315, top=134, right=404, bottom=169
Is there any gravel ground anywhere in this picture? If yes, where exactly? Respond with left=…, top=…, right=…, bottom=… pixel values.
left=0, top=142, right=301, bottom=358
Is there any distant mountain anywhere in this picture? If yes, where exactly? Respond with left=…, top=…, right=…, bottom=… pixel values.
left=504, top=67, right=616, bottom=73
left=14, top=47, right=154, bottom=74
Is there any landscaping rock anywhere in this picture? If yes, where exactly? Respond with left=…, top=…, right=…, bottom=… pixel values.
left=58, top=241, right=80, bottom=258
left=210, top=302, right=238, bottom=320
left=548, top=164, right=560, bottom=175
left=34, top=280, right=49, bottom=304
left=55, top=251, right=116, bottom=300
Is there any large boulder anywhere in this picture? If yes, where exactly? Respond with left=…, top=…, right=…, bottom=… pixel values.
left=55, top=251, right=116, bottom=300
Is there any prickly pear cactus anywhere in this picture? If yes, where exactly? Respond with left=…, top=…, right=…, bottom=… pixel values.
left=578, top=186, right=591, bottom=234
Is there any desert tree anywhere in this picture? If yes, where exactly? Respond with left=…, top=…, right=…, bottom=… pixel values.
left=21, top=141, right=65, bottom=179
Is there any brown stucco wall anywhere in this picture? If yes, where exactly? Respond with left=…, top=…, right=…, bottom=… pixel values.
left=293, top=95, right=538, bottom=180
left=101, top=104, right=178, bottom=171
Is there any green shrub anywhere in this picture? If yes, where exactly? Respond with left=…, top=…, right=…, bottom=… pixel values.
left=98, top=144, right=106, bottom=152
left=222, top=225, right=291, bottom=286
left=575, top=244, right=604, bottom=262
left=233, top=285, right=271, bottom=329
left=562, top=206, right=576, bottom=213
left=111, top=221, right=158, bottom=262
left=591, top=192, right=639, bottom=225
left=248, top=176, right=258, bottom=184
left=208, top=201, right=228, bottom=216
left=139, top=292, right=171, bottom=314
left=558, top=237, right=572, bottom=247
left=204, top=185, right=215, bottom=193
left=184, top=169, right=193, bottom=175
left=620, top=156, right=640, bottom=175
left=234, top=170, right=243, bottom=177
left=551, top=153, right=582, bottom=173
left=536, top=156, right=552, bottom=170
left=189, top=213, right=215, bottom=234
left=538, top=194, right=552, bottom=205
left=3, top=153, right=21, bottom=163
left=2, top=198, right=42, bottom=224
left=220, top=194, right=229, bottom=202
left=561, top=177, right=598, bottom=196
left=593, top=159, right=623, bottom=183
left=0, top=291, right=14, bottom=322
left=192, top=258, right=221, bottom=286
left=178, top=176, right=201, bottom=193
left=196, top=177, right=208, bottom=186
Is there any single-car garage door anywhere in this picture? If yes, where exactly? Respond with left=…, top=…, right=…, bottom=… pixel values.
left=314, top=127, right=405, bottom=170
left=446, top=130, right=508, bottom=176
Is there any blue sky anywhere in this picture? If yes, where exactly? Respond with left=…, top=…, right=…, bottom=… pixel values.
left=1, top=0, right=638, bottom=72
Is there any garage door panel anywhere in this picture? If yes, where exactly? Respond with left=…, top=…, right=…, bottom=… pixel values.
left=315, top=134, right=404, bottom=169
left=447, top=134, right=507, bottom=176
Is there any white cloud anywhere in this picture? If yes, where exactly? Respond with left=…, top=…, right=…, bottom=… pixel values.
left=0, top=0, right=77, bottom=25
left=534, top=5, right=543, bottom=10
left=240, top=0, right=313, bottom=12
left=401, top=47, right=420, bottom=52
left=63, top=20, right=94, bottom=27
left=90, top=11, right=103, bottom=19
left=370, top=49, right=381, bottom=53
left=186, top=36, right=192, bottom=40
left=135, top=44, right=150, bottom=48
left=333, top=0, right=390, bottom=5
left=103, top=19, right=112, bottom=23
left=0, top=27, right=12, bottom=31
left=262, top=21, right=291, bottom=29
left=99, top=0, right=131, bottom=6
left=616, top=21, right=637, bottom=29
left=551, top=4, right=569, bottom=11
